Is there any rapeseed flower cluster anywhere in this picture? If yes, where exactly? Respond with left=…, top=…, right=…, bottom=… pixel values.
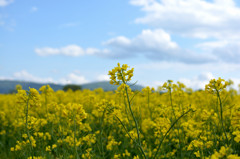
left=0, top=63, right=240, bottom=158
left=108, top=63, right=134, bottom=85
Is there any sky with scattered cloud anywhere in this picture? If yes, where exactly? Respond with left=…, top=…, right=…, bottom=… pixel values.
left=1, top=0, right=240, bottom=90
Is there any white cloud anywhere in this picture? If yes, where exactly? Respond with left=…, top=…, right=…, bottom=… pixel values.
left=102, top=29, right=214, bottom=63
left=135, top=61, right=240, bottom=72
left=13, top=70, right=55, bottom=83
left=97, top=74, right=109, bottom=81
left=35, top=45, right=101, bottom=57
left=61, top=45, right=84, bottom=56
left=141, top=80, right=164, bottom=89
left=197, top=40, right=240, bottom=63
left=229, top=78, right=240, bottom=90
left=196, top=41, right=230, bottom=51
left=179, top=73, right=240, bottom=90
left=104, top=29, right=178, bottom=51
left=140, top=72, right=215, bottom=90
left=214, top=0, right=235, bottom=6
left=129, top=0, right=240, bottom=63
left=0, top=70, right=88, bottom=85
left=35, top=48, right=59, bottom=56
left=212, top=42, right=240, bottom=63
left=130, top=0, right=240, bottom=40
left=179, top=72, right=214, bottom=90
left=0, top=0, right=13, bottom=7
left=59, top=73, right=88, bottom=85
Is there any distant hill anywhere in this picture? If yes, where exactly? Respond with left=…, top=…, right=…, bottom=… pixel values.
left=0, top=80, right=144, bottom=94
left=0, top=80, right=63, bottom=94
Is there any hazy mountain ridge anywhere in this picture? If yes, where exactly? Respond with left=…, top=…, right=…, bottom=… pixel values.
left=0, top=80, right=144, bottom=94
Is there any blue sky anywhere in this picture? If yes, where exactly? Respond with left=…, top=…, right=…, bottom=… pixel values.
left=1, top=0, right=240, bottom=89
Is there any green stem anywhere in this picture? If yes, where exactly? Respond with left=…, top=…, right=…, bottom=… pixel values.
left=125, top=87, right=142, bottom=145
left=153, top=109, right=194, bottom=159
left=121, top=73, right=141, bottom=143
left=120, top=72, right=147, bottom=159
left=25, top=94, right=33, bottom=159
left=216, top=89, right=229, bottom=145
left=73, top=113, right=79, bottom=159
left=99, top=109, right=107, bottom=159
left=115, top=115, right=147, bottom=159
left=123, top=95, right=131, bottom=127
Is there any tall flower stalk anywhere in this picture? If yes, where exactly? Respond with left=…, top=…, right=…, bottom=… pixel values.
left=205, top=78, right=230, bottom=145
left=17, top=88, right=40, bottom=158
left=108, top=63, right=147, bottom=158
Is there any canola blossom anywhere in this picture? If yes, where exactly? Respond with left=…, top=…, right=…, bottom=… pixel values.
left=0, top=63, right=240, bottom=158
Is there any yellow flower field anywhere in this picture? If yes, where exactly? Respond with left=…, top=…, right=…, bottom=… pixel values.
left=0, top=63, right=240, bottom=159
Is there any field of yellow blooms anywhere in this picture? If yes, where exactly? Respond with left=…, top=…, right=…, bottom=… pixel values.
left=0, top=63, right=240, bottom=159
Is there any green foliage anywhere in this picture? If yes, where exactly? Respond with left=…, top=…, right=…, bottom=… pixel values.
left=63, top=84, right=82, bottom=92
